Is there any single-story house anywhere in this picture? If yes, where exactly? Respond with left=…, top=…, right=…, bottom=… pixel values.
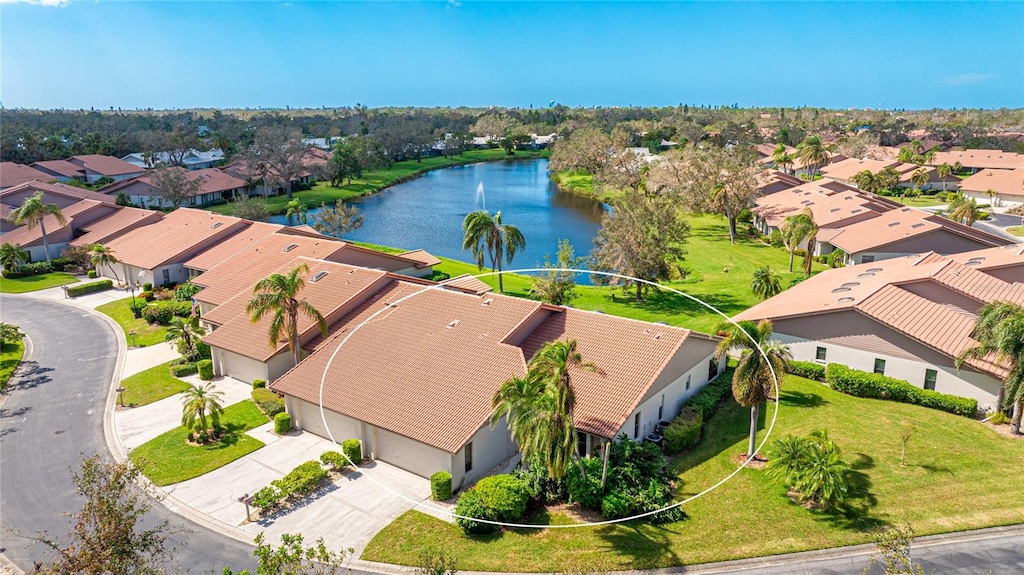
left=0, top=199, right=119, bottom=262
left=33, top=155, right=144, bottom=184
left=0, top=163, right=53, bottom=190
left=68, top=206, right=164, bottom=250
left=1, top=180, right=117, bottom=234
left=755, top=170, right=803, bottom=198
left=958, top=168, right=1024, bottom=208
left=928, top=149, right=1024, bottom=174
left=944, top=244, right=1024, bottom=283
left=98, top=167, right=248, bottom=209
left=120, top=148, right=225, bottom=171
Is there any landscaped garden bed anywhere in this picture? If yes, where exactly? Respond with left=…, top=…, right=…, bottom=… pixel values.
left=96, top=297, right=169, bottom=347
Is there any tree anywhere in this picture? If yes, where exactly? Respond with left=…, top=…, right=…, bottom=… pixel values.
left=865, top=524, right=926, bottom=575
left=957, top=301, right=1024, bottom=434
left=765, top=430, right=849, bottom=511
left=0, top=322, right=25, bottom=344
left=911, top=168, right=929, bottom=196
left=462, top=210, right=526, bottom=293
left=249, top=127, right=308, bottom=199
left=715, top=320, right=792, bottom=457
left=780, top=208, right=817, bottom=274
left=285, top=199, right=309, bottom=226
left=89, top=243, right=120, bottom=283
left=115, top=191, right=131, bottom=207
left=750, top=265, right=782, bottom=300
left=591, top=190, right=690, bottom=301
left=899, top=420, right=914, bottom=466
left=181, top=382, right=225, bottom=438
left=166, top=316, right=205, bottom=360
left=223, top=532, right=350, bottom=575
left=936, top=162, right=953, bottom=192
left=548, top=127, right=613, bottom=175
left=310, top=200, right=364, bottom=239
left=851, top=170, right=880, bottom=194
left=796, top=135, right=831, bottom=180
left=0, top=242, right=29, bottom=271
left=246, top=262, right=328, bottom=367
left=10, top=190, right=66, bottom=263
left=32, top=455, right=175, bottom=575
left=530, top=239, right=584, bottom=306
left=231, top=195, right=270, bottom=222
left=149, top=165, right=204, bottom=209
left=771, top=143, right=794, bottom=174
left=947, top=196, right=981, bottom=225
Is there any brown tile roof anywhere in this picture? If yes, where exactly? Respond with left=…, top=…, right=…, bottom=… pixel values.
left=958, top=168, right=1024, bottom=198
left=103, top=208, right=248, bottom=270
left=67, top=155, right=144, bottom=177
left=944, top=244, right=1024, bottom=274
left=397, top=249, right=442, bottom=268
left=1, top=199, right=110, bottom=247
left=441, top=274, right=494, bottom=295
left=69, top=207, right=164, bottom=247
left=0, top=180, right=118, bottom=206
left=930, top=150, right=1024, bottom=171
left=0, top=163, right=52, bottom=189
left=819, top=158, right=898, bottom=182
left=754, top=182, right=880, bottom=228
left=183, top=222, right=284, bottom=272
left=756, top=170, right=803, bottom=197
left=31, top=160, right=85, bottom=179
left=826, top=208, right=1010, bottom=254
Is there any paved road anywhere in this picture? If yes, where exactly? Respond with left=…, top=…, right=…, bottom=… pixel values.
left=0, top=296, right=256, bottom=574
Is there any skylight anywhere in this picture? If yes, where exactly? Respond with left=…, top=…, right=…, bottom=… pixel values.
left=310, top=271, right=328, bottom=283
left=282, top=243, right=299, bottom=253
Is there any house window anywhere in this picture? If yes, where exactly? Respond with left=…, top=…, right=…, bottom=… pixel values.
left=577, top=432, right=587, bottom=457
left=161, top=269, right=170, bottom=284
left=873, top=358, right=886, bottom=375
left=815, top=347, right=827, bottom=362
left=634, top=413, right=640, bottom=439
left=924, top=369, right=937, bottom=391
left=464, top=442, right=473, bottom=473
left=862, top=255, right=876, bottom=263
left=708, top=358, right=719, bottom=380
left=658, top=394, right=665, bottom=421
left=686, top=374, right=691, bottom=390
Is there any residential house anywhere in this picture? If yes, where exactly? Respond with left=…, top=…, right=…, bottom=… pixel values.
left=928, top=149, right=1024, bottom=174
left=958, top=168, right=1024, bottom=208
left=98, top=167, right=248, bottom=208
left=120, top=149, right=225, bottom=171
left=0, top=163, right=53, bottom=190
left=820, top=158, right=959, bottom=192
left=945, top=244, right=1024, bottom=283
left=33, top=155, right=144, bottom=184
left=1, top=180, right=117, bottom=233
left=1, top=199, right=120, bottom=262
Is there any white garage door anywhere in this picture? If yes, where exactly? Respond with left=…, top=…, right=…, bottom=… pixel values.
left=375, top=428, right=445, bottom=479
left=218, top=350, right=265, bottom=386
left=298, top=399, right=330, bottom=438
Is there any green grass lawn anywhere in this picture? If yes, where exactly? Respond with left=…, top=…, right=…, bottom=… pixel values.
left=363, top=376, right=1024, bottom=571
left=96, top=297, right=169, bottom=347
left=0, top=272, right=80, bottom=294
left=900, top=195, right=946, bottom=208
left=208, top=149, right=549, bottom=216
left=0, top=340, right=25, bottom=391
left=130, top=400, right=268, bottom=486
left=1006, top=226, right=1024, bottom=237
left=434, top=214, right=824, bottom=334
left=120, top=360, right=191, bottom=407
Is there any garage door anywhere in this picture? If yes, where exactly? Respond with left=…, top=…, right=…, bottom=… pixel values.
left=297, top=400, right=329, bottom=438
left=218, top=350, right=264, bottom=386
left=375, top=428, right=445, bottom=478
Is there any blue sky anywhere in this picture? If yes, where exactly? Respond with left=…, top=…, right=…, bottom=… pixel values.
left=2, top=1, right=1022, bottom=110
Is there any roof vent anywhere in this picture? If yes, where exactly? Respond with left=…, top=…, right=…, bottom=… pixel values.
left=654, top=333, right=662, bottom=340
left=837, top=297, right=855, bottom=303
left=857, top=272, right=875, bottom=278
left=210, top=221, right=223, bottom=229
left=310, top=271, right=328, bottom=283
left=446, top=320, right=459, bottom=329
left=911, top=223, right=926, bottom=229
left=831, top=287, right=851, bottom=293
left=282, top=243, right=299, bottom=253
left=900, top=207, right=912, bottom=212
left=840, top=282, right=860, bottom=288
left=481, top=298, right=494, bottom=306
left=866, top=267, right=883, bottom=273
left=965, top=257, right=986, bottom=266
left=851, top=209, right=863, bottom=214
left=887, top=222, right=900, bottom=228
left=830, top=208, right=841, bottom=213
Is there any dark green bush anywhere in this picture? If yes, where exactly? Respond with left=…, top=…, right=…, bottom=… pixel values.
left=87, top=270, right=98, bottom=279
left=252, top=388, right=285, bottom=417
left=197, top=359, right=213, bottom=380
left=825, top=363, right=977, bottom=417
left=565, top=456, right=603, bottom=508
left=342, top=439, right=362, bottom=466
left=454, top=474, right=531, bottom=533
left=514, top=454, right=567, bottom=503
left=252, top=485, right=281, bottom=510
left=454, top=487, right=494, bottom=534
left=789, top=360, right=826, bottom=381
left=174, top=280, right=202, bottom=301
left=664, top=407, right=702, bottom=453
left=274, top=412, right=292, bottom=434
left=2, top=261, right=54, bottom=279
left=66, top=279, right=113, bottom=297
left=600, top=491, right=636, bottom=519
left=271, top=460, right=327, bottom=498
left=431, top=471, right=452, bottom=501
left=142, top=282, right=153, bottom=291
left=142, top=304, right=173, bottom=325
left=252, top=379, right=267, bottom=389
left=169, top=362, right=197, bottom=377
left=319, top=450, right=347, bottom=470
left=682, top=367, right=734, bottom=420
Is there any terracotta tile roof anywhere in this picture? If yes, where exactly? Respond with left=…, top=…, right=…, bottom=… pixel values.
left=0, top=180, right=118, bottom=206
left=930, top=149, right=1024, bottom=171
left=441, top=274, right=494, bottom=295
left=397, top=249, right=442, bottom=268
left=826, top=208, right=1010, bottom=254
left=183, top=222, right=284, bottom=272
left=31, top=160, right=85, bottom=179
left=69, top=206, right=163, bottom=247
left=0, top=204, right=12, bottom=220
left=958, top=168, right=1024, bottom=199
left=67, top=155, right=144, bottom=177
left=820, top=158, right=899, bottom=182
left=754, top=182, right=880, bottom=228
left=103, top=208, right=249, bottom=270
left=1, top=199, right=110, bottom=247
left=944, top=244, right=1024, bottom=274
left=1, top=163, right=53, bottom=189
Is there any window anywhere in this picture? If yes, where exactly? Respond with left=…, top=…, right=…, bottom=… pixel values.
left=161, top=269, right=170, bottom=283
left=708, top=358, right=719, bottom=380
left=862, top=255, right=876, bottom=263
left=464, top=442, right=473, bottom=473
left=577, top=432, right=587, bottom=458
left=924, top=369, right=937, bottom=391
left=634, top=413, right=640, bottom=439
left=658, top=394, right=664, bottom=421
left=686, top=374, right=691, bottom=390
left=815, top=347, right=827, bottom=362
left=873, top=358, right=886, bottom=375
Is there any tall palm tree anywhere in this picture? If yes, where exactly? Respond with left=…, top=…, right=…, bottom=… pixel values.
left=0, top=243, right=29, bottom=271
left=180, top=382, right=225, bottom=437
left=245, top=262, right=328, bottom=366
left=796, top=135, right=830, bottom=180
left=89, top=243, right=120, bottom=283
left=947, top=197, right=981, bottom=226
left=780, top=208, right=818, bottom=275
left=165, top=316, right=205, bottom=359
left=285, top=199, right=309, bottom=225
left=936, top=163, right=953, bottom=193
left=10, top=191, right=66, bottom=264
left=462, top=210, right=526, bottom=293
left=957, top=301, right=1024, bottom=434
left=851, top=170, right=878, bottom=194
left=911, top=168, right=930, bottom=197
left=715, top=320, right=792, bottom=457
left=772, top=143, right=793, bottom=174
left=751, top=265, right=782, bottom=300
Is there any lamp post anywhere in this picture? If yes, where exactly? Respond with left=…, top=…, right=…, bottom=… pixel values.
left=116, top=386, right=126, bottom=407
left=238, top=493, right=254, bottom=522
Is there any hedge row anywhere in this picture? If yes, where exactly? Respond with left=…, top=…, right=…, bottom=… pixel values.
left=319, top=451, right=348, bottom=471
left=169, top=362, right=197, bottom=377
left=682, top=366, right=734, bottom=420
left=789, top=360, right=826, bottom=381
left=141, top=301, right=192, bottom=325
left=252, top=388, right=285, bottom=417
left=664, top=407, right=702, bottom=453
left=252, top=460, right=328, bottom=510
left=825, top=363, right=977, bottom=417
left=1, top=261, right=54, bottom=279
left=67, top=279, right=113, bottom=297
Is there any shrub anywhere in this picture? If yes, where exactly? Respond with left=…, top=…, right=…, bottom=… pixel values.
left=431, top=471, right=452, bottom=501
left=454, top=488, right=494, bottom=534
left=197, top=359, right=214, bottom=380
left=768, top=230, right=784, bottom=247
left=66, top=279, right=113, bottom=297
left=600, top=491, right=636, bottom=519
left=475, top=474, right=530, bottom=521
left=513, top=454, right=567, bottom=503
left=565, top=456, right=603, bottom=508
left=765, top=431, right=850, bottom=512
left=935, top=191, right=948, bottom=202
left=129, top=300, right=147, bottom=318
left=794, top=248, right=808, bottom=258
left=142, top=282, right=153, bottom=292
left=737, top=207, right=753, bottom=223
left=825, top=364, right=978, bottom=417
left=319, top=450, right=347, bottom=471
left=138, top=291, right=153, bottom=302
left=174, top=280, right=202, bottom=301
left=252, top=379, right=267, bottom=389
left=252, top=388, right=285, bottom=417
left=169, top=362, right=197, bottom=377
left=342, top=439, right=362, bottom=466
left=252, top=485, right=281, bottom=510
left=664, top=407, right=702, bottom=453
left=789, top=360, right=826, bottom=381
left=274, top=412, right=292, bottom=434
left=988, top=410, right=1011, bottom=425
left=682, top=367, right=733, bottom=420
left=87, top=270, right=98, bottom=279
left=142, top=304, right=173, bottom=325
left=271, top=460, right=327, bottom=498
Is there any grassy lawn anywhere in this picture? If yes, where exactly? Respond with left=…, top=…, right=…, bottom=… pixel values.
left=0, top=340, right=25, bottom=391
left=130, top=400, right=268, bottom=486
left=1006, top=226, right=1024, bottom=237
left=208, top=149, right=549, bottom=216
left=363, top=376, right=1024, bottom=571
left=96, top=297, right=169, bottom=347
left=900, top=195, right=946, bottom=208
left=0, top=272, right=80, bottom=294
left=434, top=214, right=824, bottom=334
left=120, top=360, right=191, bottom=407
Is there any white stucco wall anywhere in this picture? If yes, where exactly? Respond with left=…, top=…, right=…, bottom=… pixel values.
left=449, top=420, right=517, bottom=490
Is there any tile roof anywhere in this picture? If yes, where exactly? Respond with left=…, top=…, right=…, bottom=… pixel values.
left=826, top=208, right=1010, bottom=254
left=0, top=180, right=118, bottom=206
left=819, top=158, right=899, bottom=181
left=103, top=207, right=248, bottom=270
left=930, top=149, right=1024, bottom=171
left=69, top=207, right=164, bottom=247
left=0, top=163, right=52, bottom=189
left=1, top=199, right=111, bottom=247
left=31, top=160, right=85, bottom=179
left=944, top=244, right=1024, bottom=274
left=754, top=182, right=880, bottom=228
left=397, top=249, right=442, bottom=268
left=440, top=274, right=494, bottom=295
left=958, top=168, right=1024, bottom=198
left=67, top=155, right=145, bottom=177
left=183, top=221, right=284, bottom=272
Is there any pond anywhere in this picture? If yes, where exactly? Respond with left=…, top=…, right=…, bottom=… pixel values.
left=271, top=159, right=606, bottom=277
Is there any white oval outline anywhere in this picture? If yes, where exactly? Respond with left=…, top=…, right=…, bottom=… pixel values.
left=315, top=268, right=782, bottom=529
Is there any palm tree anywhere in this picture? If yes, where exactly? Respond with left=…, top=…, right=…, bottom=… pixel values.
left=772, top=143, right=793, bottom=174
left=715, top=320, right=792, bottom=457
left=780, top=208, right=818, bottom=275
left=165, top=317, right=205, bottom=359
left=245, top=262, right=328, bottom=367
left=750, top=265, right=782, bottom=300
left=936, top=163, right=953, bottom=193
left=851, top=170, right=878, bottom=194
left=796, top=135, right=830, bottom=180
left=180, top=382, right=225, bottom=438
left=10, top=191, right=66, bottom=264
left=947, top=197, right=981, bottom=226
left=0, top=243, right=29, bottom=271
left=957, top=302, right=1024, bottom=434
left=462, top=210, right=526, bottom=293
left=285, top=199, right=309, bottom=225
left=89, top=243, right=120, bottom=283
left=911, top=168, right=930, bottom=196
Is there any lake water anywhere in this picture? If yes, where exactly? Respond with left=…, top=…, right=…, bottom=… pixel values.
left=271, top=159, right=606, bottom=277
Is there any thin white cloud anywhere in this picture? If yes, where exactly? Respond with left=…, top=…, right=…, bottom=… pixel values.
left=0, top=0, right=70, bottom=5
left=447, top=0, right=461, bottom=8
left=945, top=73, right=996, bottom=87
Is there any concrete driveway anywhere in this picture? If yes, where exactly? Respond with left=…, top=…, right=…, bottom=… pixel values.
left=164, top=427, right=435, bottom=556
